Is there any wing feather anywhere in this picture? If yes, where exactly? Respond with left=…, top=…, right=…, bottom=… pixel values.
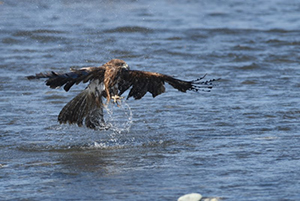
left=128, top=80, right=149, bottom=99
left=27, top=67, right=105, bottom=91
left=119, top=70, right=217, bottom=99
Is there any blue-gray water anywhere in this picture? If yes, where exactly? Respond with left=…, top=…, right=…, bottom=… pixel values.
left=1, top=0, right=300, bottom=200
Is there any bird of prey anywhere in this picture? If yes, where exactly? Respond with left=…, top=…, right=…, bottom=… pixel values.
left=27, top=59, right=217, bottom=129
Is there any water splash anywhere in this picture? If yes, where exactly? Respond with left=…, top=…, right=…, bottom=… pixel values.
left=104, top=101, right=133, bottom=134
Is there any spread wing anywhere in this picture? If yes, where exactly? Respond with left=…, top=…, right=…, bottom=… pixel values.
left=26, top=67, right=105, bottom=91
left=118, top=70, right=217, bottom=100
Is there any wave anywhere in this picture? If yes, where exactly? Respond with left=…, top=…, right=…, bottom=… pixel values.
left=104, top=26, right=153, bottom=33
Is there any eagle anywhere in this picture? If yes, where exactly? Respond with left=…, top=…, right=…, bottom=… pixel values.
left=27, top=59, right=217, bottom=129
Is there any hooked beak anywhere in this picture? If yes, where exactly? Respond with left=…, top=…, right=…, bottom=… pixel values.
left=122, top=63, right=130, bottom=70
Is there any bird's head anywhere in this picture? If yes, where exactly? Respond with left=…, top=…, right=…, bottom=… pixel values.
left=108, top=59, right=130, bottom=70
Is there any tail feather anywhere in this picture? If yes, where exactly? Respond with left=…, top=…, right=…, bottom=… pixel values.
left=58, top=90, right=104, bottom=128
left=85, top=109, right=105, bottom=129
left=58, top=90, right=84, bottom=126
left=73, top=93, right=89, bottom=125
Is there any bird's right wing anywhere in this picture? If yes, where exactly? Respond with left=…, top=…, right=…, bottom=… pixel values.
left=118, top=70, right=218, bottom=100
left=27, top=66, right=106, bottom=91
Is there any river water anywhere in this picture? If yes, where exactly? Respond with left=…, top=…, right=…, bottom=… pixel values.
left=1, top=0, right=300, bottom=200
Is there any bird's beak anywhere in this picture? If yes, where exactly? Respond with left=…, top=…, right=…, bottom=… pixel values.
left=122, top=63, right=129, bottom=70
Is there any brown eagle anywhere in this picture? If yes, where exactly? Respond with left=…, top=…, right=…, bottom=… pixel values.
left=27, top=59, right=217, bottom=129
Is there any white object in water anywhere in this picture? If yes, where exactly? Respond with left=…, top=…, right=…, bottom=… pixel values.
left=178, top=193, right=202, bottom=201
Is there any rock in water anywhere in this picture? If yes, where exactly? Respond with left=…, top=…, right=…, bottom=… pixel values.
left=178, top=193, right=202, bottom=201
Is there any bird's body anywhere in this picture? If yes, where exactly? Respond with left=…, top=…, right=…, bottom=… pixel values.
left=27, top=59, right=217, bottom=129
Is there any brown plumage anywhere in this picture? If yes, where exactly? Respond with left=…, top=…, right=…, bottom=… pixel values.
left=27, top=59, right=217, bottom=129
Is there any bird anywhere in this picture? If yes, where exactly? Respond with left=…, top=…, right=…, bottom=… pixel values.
left=27, top=59, right=217, bottom=129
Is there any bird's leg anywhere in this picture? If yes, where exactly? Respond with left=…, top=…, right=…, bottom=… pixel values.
left=111, top=95, right=124, bottom=106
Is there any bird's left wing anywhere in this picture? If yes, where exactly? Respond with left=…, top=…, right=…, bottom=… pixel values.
left=118, top=70, right=217, bottom=100
left=27, top=66, right=105, bottom=91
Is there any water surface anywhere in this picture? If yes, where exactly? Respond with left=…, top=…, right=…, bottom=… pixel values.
left=1, top=0, right=300, bottom=200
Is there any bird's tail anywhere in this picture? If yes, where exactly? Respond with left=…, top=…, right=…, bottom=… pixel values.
left=58, top=90, right=105, bottom=129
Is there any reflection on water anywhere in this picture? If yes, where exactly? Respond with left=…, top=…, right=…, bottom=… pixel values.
left=1, top=0, right=300, bottom=200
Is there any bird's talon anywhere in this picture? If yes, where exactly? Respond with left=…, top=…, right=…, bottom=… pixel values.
left=111, top=95, right=124, bottom=106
